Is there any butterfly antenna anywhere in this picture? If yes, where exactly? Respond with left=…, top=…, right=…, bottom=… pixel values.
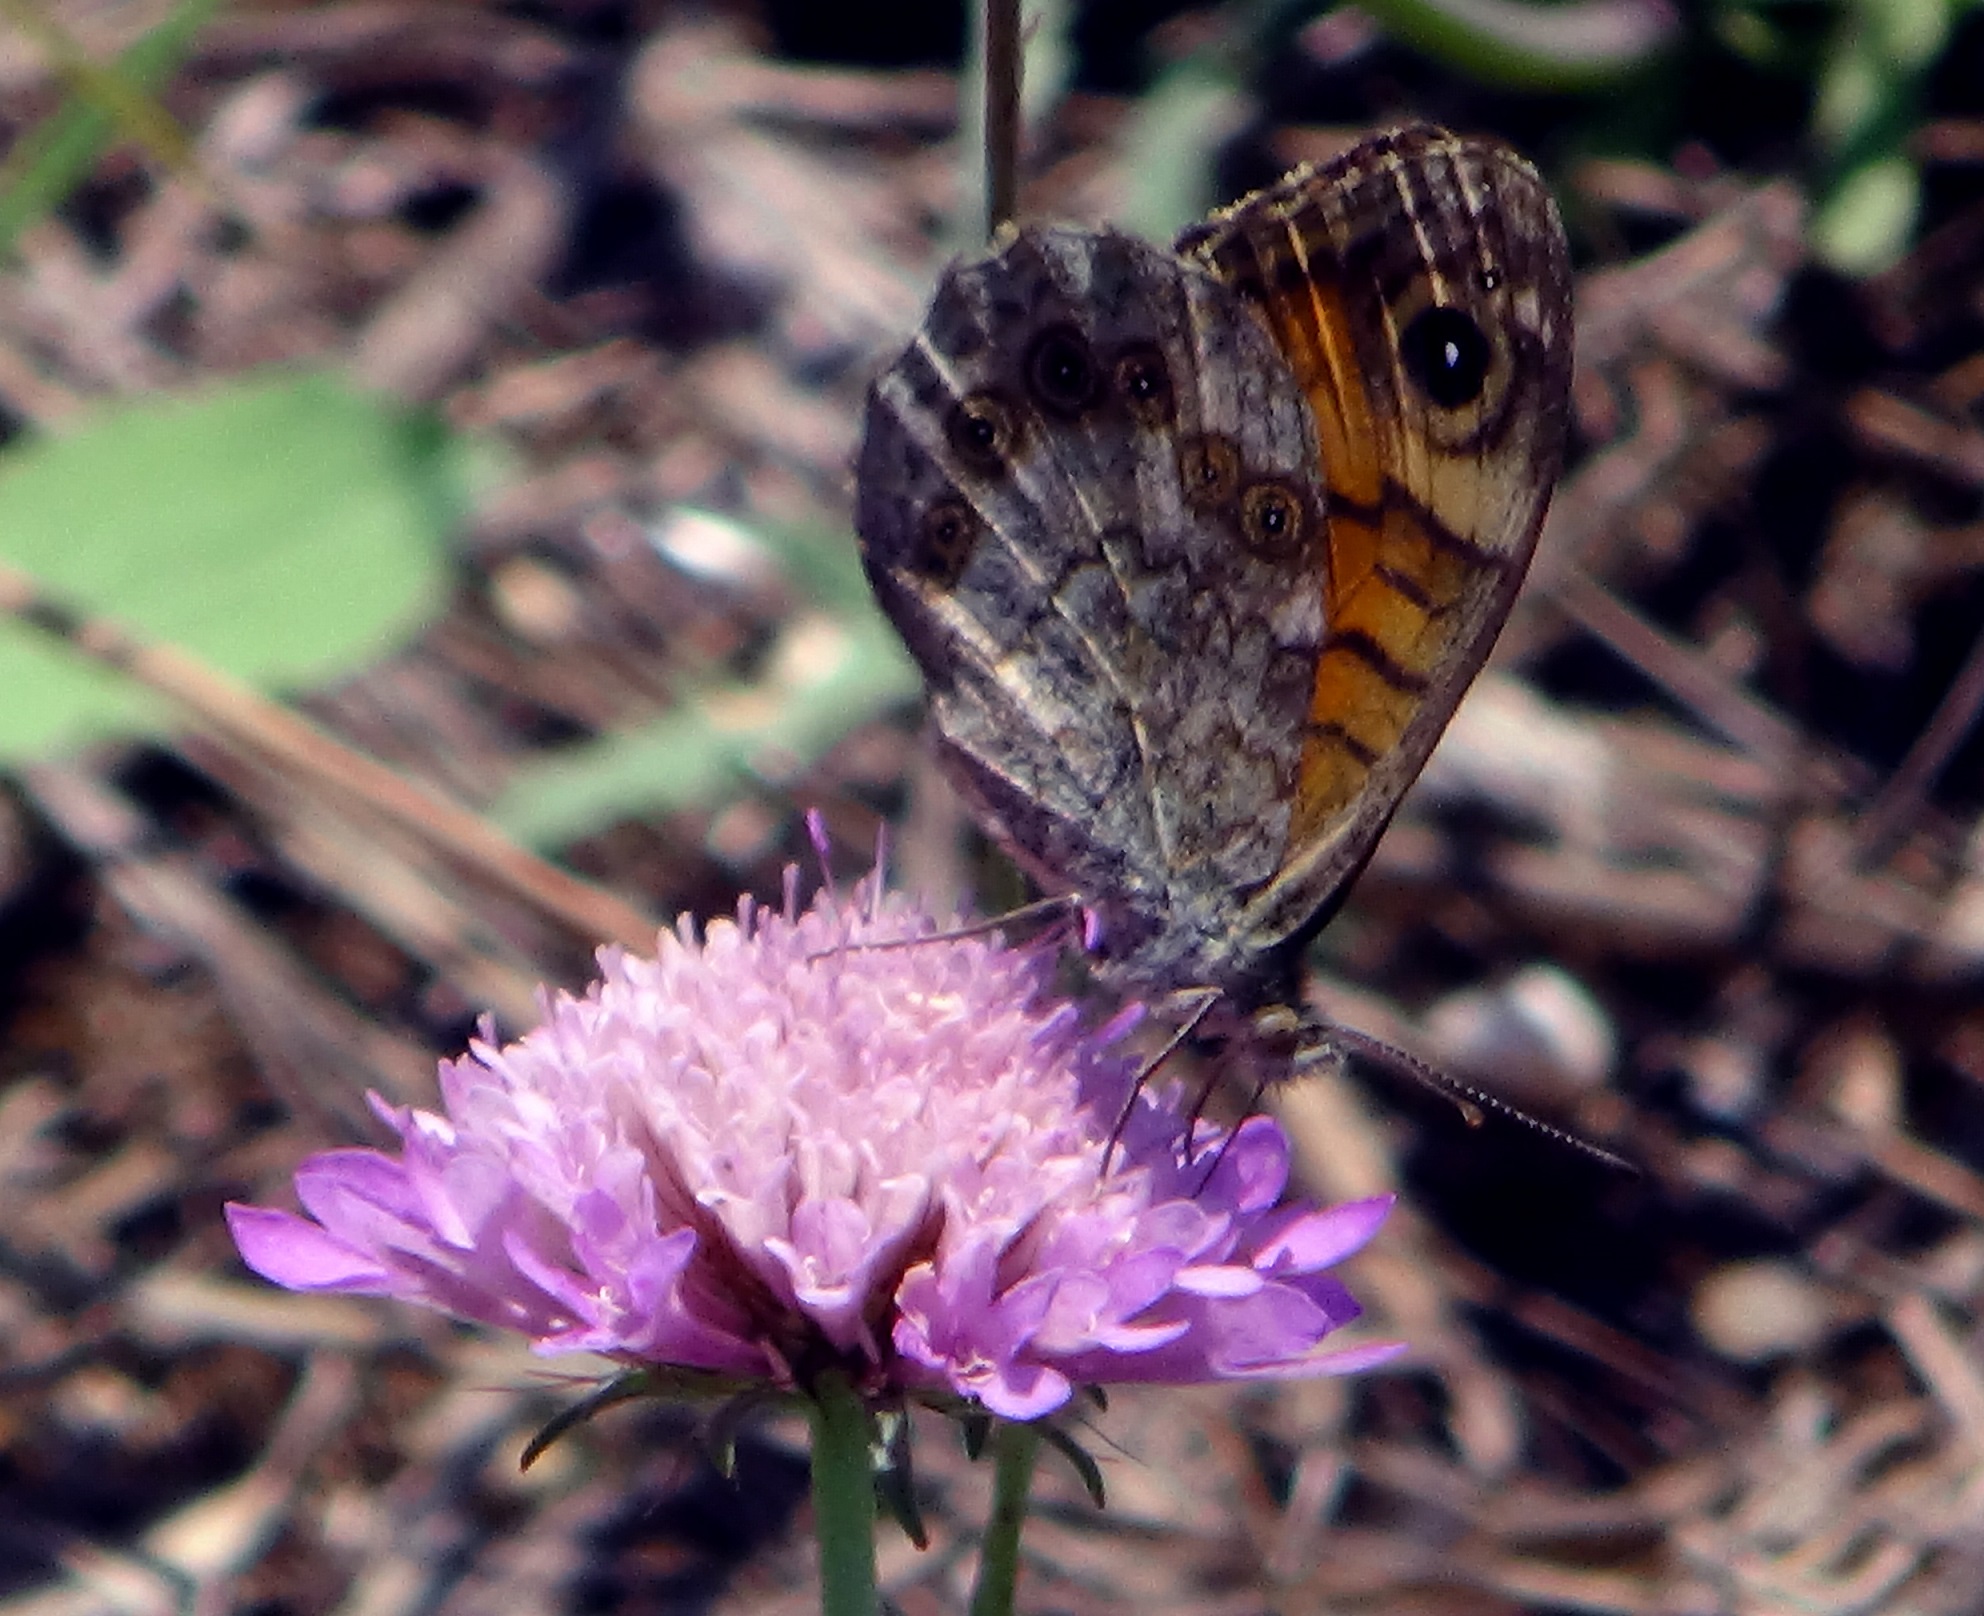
left=803, top=894, right=1083, bottom=962
left=1325, top=1023, right=1637, bottom=1175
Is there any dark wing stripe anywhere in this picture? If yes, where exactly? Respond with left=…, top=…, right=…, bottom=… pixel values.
left=1372, top=560, right=1439, bottom=611
left=1382, top=475, right=1515, bottom=570
left=1305, top=719, right=1379, bottom=767
left=1325, top=627, right=1432, bottom=694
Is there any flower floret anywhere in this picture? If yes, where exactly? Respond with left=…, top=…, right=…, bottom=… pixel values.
left=228, top=855, right=1398, bottom=1422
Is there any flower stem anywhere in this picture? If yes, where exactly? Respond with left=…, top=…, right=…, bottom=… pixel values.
left=808, top=1372, right=878, bottom=1616
left=968, top=1420, right=1040, bottom=1616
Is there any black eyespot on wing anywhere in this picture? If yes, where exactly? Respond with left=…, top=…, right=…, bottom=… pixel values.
left=915, top=497, right=981, bottom=587
left=1112, top=342, right=1175, bottom=428
left=945, top=391, right=1023, bottom=477
left=1025, top=324, right=1102, bottom=418
left=1179, top=433, right=1241, bottom=510
left=1400, top=306, right=1492, bottom=410
left=1239, top=480, right=1308, bottom=560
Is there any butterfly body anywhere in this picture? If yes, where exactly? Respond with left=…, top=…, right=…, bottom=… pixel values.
left=856, top=125, right=1574, bottom=1076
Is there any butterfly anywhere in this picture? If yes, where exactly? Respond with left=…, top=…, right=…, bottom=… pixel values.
left=853, top=124, right=1574, bottom=1096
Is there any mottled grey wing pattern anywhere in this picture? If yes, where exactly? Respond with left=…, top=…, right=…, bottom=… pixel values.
left=855, top=224, right=1332, bottom=980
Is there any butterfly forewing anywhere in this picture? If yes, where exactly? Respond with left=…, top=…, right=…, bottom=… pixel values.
left=1179, top=128, right=1574, bottom=952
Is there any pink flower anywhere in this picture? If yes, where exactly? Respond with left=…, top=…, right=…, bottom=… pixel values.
left=227, top=842, right=1398, bottom=1421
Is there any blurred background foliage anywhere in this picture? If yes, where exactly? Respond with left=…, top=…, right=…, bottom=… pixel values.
left=10, top=4, right=1984, bottom=1607
left=1, top=0, right=1981, bottom=828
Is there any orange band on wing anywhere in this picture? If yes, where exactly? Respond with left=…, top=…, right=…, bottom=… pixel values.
left=1238, top=264, right=1386, bottom=614
left=1260, top=278, right=1385, bottom=511
left=1207, top=229, right=1492, bottom=844
left=1182, top=150, right=1556, bottom=852
left=1292, top=496, right=1492, bottom=840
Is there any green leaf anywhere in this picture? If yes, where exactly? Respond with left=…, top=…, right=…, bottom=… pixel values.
left=1351, top=0, right=1679, bottom=92
left=1117, top=56, right=1245, bottom=243
left=0, top=371, right=469, bottom=758
left=0, top=0, right=222, bottom=257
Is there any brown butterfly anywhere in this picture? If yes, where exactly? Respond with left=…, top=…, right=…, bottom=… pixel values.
left=854, top=125, right=1575, bottom=1098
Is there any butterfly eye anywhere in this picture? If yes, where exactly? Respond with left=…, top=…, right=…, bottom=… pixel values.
left=1240, top=480, right=1307, bottom=559
left=1025, top=324, right=1101, bottom=417
left=1400, top=306, right=1493, bottom=410
left=1112, top=343, right=1175, bottom=427
left=916, top=496, right=981, bottom=585
left=946, top=392, right=1022, bottom=476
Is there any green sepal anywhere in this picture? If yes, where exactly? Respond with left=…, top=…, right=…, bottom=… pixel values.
left=873, top=1407, right=931, bottom=1549
left=913, top=1388, right=1107, bottom=1510
left=523, top=1369, right=660, bottom=1469
left=960, top=1409, right=993, bottom=1460
left=704, top=1388, right=782, bottom=1480
left=1039, top=1421, right=1106, bottom=1509
left=521, top=1365, right=760, bottom=1470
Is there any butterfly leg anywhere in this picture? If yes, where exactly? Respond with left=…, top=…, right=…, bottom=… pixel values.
left=1103, top=985, right=1224, bottom=1166
left=1186, top=1068, right=1270, bottom=1189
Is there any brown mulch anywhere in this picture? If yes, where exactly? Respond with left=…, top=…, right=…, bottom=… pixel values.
left=5, top=6, right=1984, bottom=1614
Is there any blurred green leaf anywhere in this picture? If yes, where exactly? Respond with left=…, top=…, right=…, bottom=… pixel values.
left=1118, top=55, right=1246, bottom=242
left=490, top=517, right=918, bottom=846
left=0, top=0, right=221, bottom=257
left=1806, top=0, right=1962, bottom=273
left=1019, top=0, right=1075, bottom=128
left=1352, top=0, right=1679, bottom=90
left=0, top=371, right=469, bottom=758
left=1811, top=150, right=1919, bottom=271
left=0, top=0, right=199, bottom=172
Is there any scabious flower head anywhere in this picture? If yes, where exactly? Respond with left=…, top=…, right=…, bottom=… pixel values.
left=227, top=840, right=1398, bottom=1422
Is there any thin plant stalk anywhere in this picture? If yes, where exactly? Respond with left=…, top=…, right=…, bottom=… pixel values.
left=980, top=0, right=1021, bottom=237
left=968, top=1420, right=1041, bottom=1616
left=958, top=0, right=1024, bottom=251
left=809, top=1372, right=880, bottom=1616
